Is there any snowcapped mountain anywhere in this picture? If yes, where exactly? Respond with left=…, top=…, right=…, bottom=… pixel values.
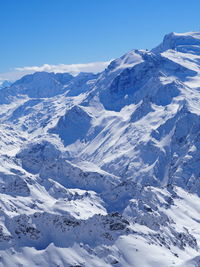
left=1, top=32, right=200, bottom=266
left=0, top=80, right=12, bottom=89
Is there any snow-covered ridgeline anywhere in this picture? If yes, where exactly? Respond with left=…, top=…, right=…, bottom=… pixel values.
left=0, top=32, right=200, bottom=266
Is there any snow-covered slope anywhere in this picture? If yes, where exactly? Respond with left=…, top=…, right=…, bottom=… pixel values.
left=1, top=32, right=200, bottom=266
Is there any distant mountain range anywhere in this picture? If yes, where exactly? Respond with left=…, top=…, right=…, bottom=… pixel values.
left=0, top=80, right=12, bottom=89
left=1, top=32, right=200, bottom=266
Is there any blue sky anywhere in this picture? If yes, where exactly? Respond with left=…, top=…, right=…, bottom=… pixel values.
left=1, top=0, right=200, bottom=78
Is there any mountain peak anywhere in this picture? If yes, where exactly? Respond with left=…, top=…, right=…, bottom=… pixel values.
left=152, top=31, right=200, bottom=54
left=1, top=31, right=200, bottom=266
left=0, top=80, right=12, bottom=89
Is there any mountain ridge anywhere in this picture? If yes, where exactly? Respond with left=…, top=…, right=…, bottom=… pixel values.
left=1, top=31, right=200, bottom=266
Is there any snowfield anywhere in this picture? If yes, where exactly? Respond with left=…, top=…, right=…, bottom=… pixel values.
left=1, top=32, right=200, bottom=266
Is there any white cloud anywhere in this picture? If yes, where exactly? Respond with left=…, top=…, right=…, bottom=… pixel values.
left=0, top=61, right=111, bottom=82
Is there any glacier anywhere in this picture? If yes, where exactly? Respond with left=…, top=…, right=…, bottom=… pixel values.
left=0, top=32, right=200, bottom=266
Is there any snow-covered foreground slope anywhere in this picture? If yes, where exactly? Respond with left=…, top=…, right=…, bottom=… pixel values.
left=1, top=32, right=200, bottom=266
